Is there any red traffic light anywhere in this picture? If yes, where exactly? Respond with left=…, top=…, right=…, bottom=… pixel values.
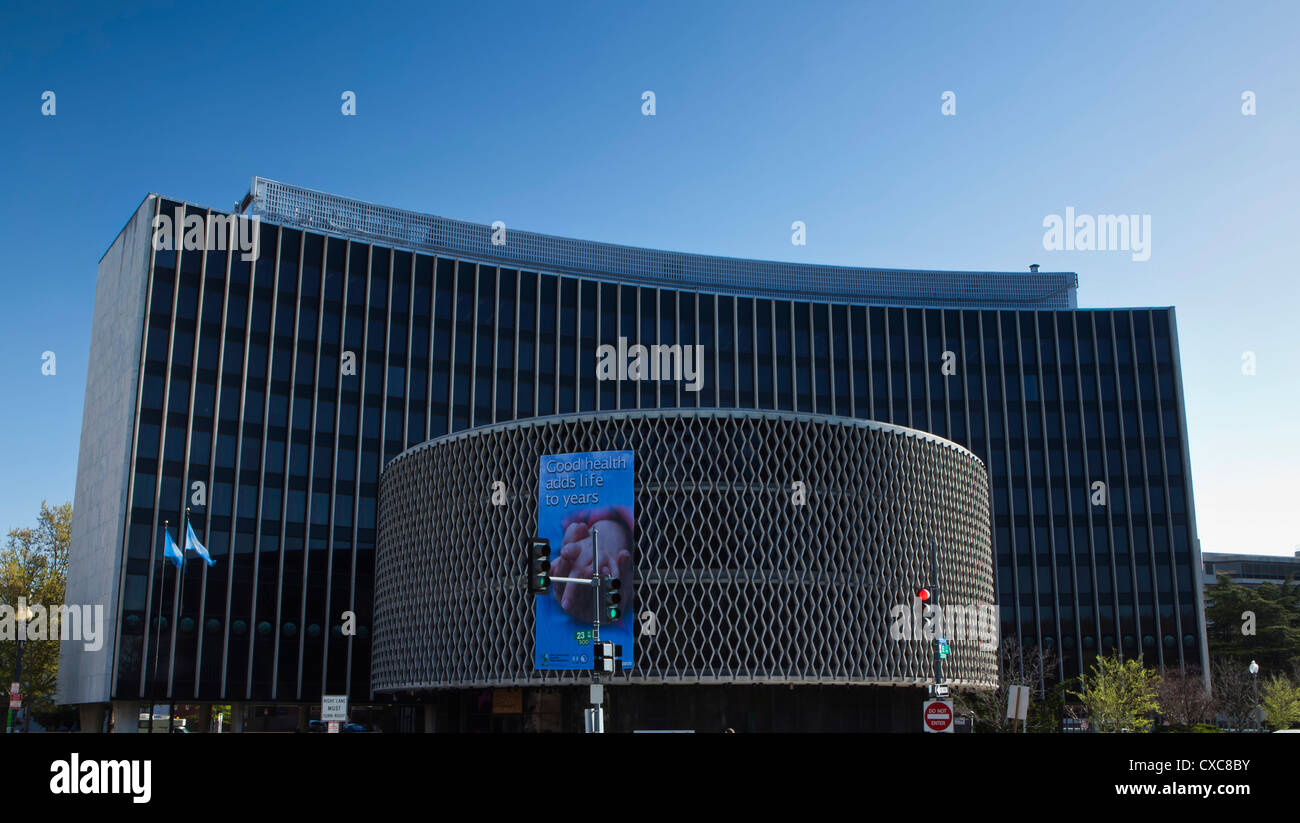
left=917, top=588, right=931, bottom=602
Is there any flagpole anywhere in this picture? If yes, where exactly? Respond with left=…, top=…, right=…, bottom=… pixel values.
left=151, top=520, right=170, bottom=734
left=170, top=507, right=190, bottom=734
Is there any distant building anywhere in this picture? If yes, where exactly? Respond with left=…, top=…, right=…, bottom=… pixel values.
left=1202, top=551, right=1300, bottom=588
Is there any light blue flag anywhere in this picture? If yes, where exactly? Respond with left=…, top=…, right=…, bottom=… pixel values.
left=185, top=520, right=216, bottom=567
left=162, top=526, right=183, bottom=569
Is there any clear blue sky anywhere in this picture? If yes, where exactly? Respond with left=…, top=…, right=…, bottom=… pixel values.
left=1, top=1, right=1296, bottom=556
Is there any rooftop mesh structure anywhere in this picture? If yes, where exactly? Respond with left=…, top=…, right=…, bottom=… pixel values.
left=244, top=177, right=1077, bottom=309
left=372, top=409, right=997, bottom=691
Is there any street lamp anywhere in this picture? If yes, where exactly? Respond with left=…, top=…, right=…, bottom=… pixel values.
left=6, top=604, right=34, bottom=734
left=1249, top=660, right=1260, bottom=732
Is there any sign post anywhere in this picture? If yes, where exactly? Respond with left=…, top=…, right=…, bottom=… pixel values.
left=923, top=699, right=954, bottom=733
left=1005, top=684, right=1030, bottom=732
left=7, top=682, right=20, bottom=734
left=321, top=694, right=348, bottom=732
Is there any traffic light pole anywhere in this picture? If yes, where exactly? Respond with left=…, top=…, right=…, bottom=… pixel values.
left=544, top=530, right=605, bottom=732
left=931, top=542, right=943, bottom=689
left=590, top=530, right=603, bottom=732
left=592, top=529, right=601, bottom=672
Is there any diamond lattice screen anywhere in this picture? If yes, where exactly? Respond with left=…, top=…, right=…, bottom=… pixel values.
left=372, top=409, right=996, bottom=691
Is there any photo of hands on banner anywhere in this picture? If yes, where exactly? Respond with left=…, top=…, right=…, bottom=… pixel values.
left=535, top=451, right=634, bottom=670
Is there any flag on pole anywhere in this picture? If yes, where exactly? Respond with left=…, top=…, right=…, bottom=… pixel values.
left=185, top=520, right=216, bottom=566
left=162, top=526, right=183, bottom=569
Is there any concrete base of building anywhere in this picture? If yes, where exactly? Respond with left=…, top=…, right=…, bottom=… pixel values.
left=392, top=684, right=938, bottom=733
left=110, top=701, right=139, bottom=733
left=79, top=703, right=107, bottom=733
left=194, top=704, right=212, bottom=733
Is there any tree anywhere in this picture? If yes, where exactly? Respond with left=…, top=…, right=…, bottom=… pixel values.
left=1070, top=652, right=1160, bottom=733
left=1260, top=675, right=1300, bottom=731
left=1, top=501, right=73, bottom=721
left=1203, top=573, right=1300, bottom=675
left=1156, top=667, right=1216, bottom=727
left=954, top=637, right=1060, bottom=733
left=1211, top=658, right=1257, bottom=732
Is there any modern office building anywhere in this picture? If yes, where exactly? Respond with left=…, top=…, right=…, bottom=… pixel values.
left=1202, top=551, right=1300, bottom=588
left=59, top=177, right=1206, bottom=731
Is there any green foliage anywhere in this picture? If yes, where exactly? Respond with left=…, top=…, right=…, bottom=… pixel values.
left=1, top=501, right=73, bottom=718
left=1027, top=679, right=1071, bottom=734
left=1070, top=653, right=1160, bottom=733
left=1162, top=723, right=1224, bottom=733
left=1204, top=573, right=1300, bottom=675
left=1260, top=675, right=1300, bottom=730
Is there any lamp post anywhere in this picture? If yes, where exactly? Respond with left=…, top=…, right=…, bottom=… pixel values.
left=1248, top=660, right=1260, bottom=732
left=6, top=604, right=34, bottom=734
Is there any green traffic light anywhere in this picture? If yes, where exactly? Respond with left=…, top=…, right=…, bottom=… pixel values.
left=608, top=608, right=619, bottom=619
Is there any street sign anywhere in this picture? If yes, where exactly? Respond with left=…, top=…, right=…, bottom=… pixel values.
left=321, top=695, right=348, bottom=723
left=928, top=684, right=950, bottom=698
left=1006, top=685, right=1030, bottom=721
left=8, top=693, right=20, bottom=710
left=923, top=699, right=954, bottom=733
left=327, top=721, right=340, bottom=734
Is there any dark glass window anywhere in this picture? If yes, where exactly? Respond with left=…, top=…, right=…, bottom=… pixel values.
left=517, top=272, right=537, bottom=418
left=696, top=293, right=715, bottom=407
left=430, top=259, right=453, bottom=436
left=598, top=282, right=617, bottom=410
left=618, top=285, right=637, bottom=409
left=452, top=261, right=475, bottom=430
left=794, top=303, right=812, bottom=411
left=495, top=269, right=517, bottom=423
left=558, top=278, right=577, bottom=414
left=773, top=301, right=792, bottom=411
left=579, top=280, right=598, bottom=412
left=537, top=275, right=557, bottom=414
left=474, top=265, right=497, bottom=426
left=717, top=296, right=735, bottom=408
left=737, top=299, right=756, bottom=409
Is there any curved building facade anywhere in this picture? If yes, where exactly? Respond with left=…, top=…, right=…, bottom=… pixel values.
left=373, top=409, right=996, bottom=694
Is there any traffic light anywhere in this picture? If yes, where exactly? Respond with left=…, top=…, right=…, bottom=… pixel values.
left=593, top=640, right=615, bottom=674
left=602, top=576, right=622, bottom=621
left=612, top=644, right=624, bottom=674
left=918, top=588, right=936, bottom=638
left=921, top=606, right=937, bottom=638
left=528, top=537, right=551, bottom=595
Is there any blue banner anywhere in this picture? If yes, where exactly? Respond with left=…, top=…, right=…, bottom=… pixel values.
left=535, top=450, right=634, bottom=671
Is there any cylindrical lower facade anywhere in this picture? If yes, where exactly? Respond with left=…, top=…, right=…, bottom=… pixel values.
left=374, top=409, right=996, bottom=704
